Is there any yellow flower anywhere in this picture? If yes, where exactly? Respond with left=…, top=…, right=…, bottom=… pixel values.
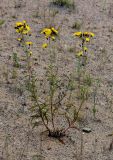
left=26, top=41, right=33, bottom=45
left=83, top=46, right=88, bottom=52
left=29, top=51, right=32, bottom=56
left=89, top=32, right=95, bottom=37
left=76, top=51, right=83, bottom=57
left=15, top=22, right=23, bottom=27
left=23, top=20, right=26, bottom=24
left=17, top=38, right=22, bottom=41
left=51, top=27, right=58, bottom=35
left=42, top=43, right=48, bottom=48
left=83, top=32, right=88, bottom=36
left=23, top=25, right=30, bottom=34
left=41, top=28, right=52, bottom=38
left=51, top=36, right=55, bottom=40
left=73, top=32, right=82, bottom=37
left=73, top=31, right=95, bottom=38
left=83, top=32, right=95, bottom=37
left=16, top=26, right=23, bottom=33
left=86, top=37, right=90, bottom=42
left=41, top=27, right=58, bottom=39
left=15, top=20, right=31, bottom=34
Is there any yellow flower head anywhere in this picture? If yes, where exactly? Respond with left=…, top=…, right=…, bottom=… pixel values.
left=73, top=32, right=82, bottom=37
left=29, top=51, right=32, bottom=56
left=15, top=22, right=23, bottom=26
left=88, top=32, right=95, bottom=37
left=23, top=20, right=26, bottom=24
left=15, top=22, right=23, bottom=33
left=41, top=27, right=58, bottom=39
left=23, top=25, right=30, bottom=34
left=73, top=31, right=95, bottom=39
left=85, top=37, right=90, bottom=42
left=26, top=41, right=33, bottom=46
left=15, top=20, right=31, bottom=34
left=83, top=32, right=95, bottom=37
left=42, top=43, right=48, bottom=49
left=17, top=38, right=22, bottom=41
left=51, top=36, right=55, bottom=41
left=83, top=46, right=88, bottom=52
left=41, top=28, right=52, bottom=39
left=51, top=27, right=58, bottom=35
left=76, top=51, right=83, bottom=57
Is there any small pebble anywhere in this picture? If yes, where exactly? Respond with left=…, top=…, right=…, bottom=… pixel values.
left=82, top=127, right=91, bottom=133
left=47, top=147, right=51, bottom=150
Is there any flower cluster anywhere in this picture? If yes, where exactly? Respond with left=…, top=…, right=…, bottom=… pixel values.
left=15, top=21, right=33, bottom=56
left=73, top=31, right=95, bottom=57
left=73, top=31, right=94, bottom=42
left=41, top=27, right=58, bottom=48
left=15, top=20, right=31, bottom=35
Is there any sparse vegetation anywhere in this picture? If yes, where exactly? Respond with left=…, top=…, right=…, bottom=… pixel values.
left=72, top=21, right=81, bottom=30
left=13, top=20, right=95, bottom=142
left=1, top=1, right=113, bottom=160
left=0, top=19, right=5, bottom=26
left=52, top=0, right=75, bottom=9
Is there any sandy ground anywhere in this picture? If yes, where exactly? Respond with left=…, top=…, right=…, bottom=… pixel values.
left=0, top=0, right=113, bottom=159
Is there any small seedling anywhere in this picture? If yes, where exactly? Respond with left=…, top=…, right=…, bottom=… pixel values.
left=0, top=19, right=5, bottom=26
left=12, top=68, right=18, bottom=79
left=32, top=11, right=40, bottom=18
left=12, top=52, right=20, bottom=68
left=92, top=79, right=100, bottom=119
left=72, top=21, right=81, bottom=30
left=12, top=15, right=17, bottom=19
left=52, top=0, right=75, bottom=9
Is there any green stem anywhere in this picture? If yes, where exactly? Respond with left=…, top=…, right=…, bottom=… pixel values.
left=22, top=34, right=32, bottom=82
left=49, top=39, right=55, bottom=131
left=63, top=99, right=85, bottom=133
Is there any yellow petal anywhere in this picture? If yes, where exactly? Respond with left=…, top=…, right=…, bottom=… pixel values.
left=83, top=46, right=88, bottom=51
left=51, top=36, right=55, bottom=40
left=89, top=32, right=95, bottom=37
left=41, top=28, right=52, bottom=36
left=76, top=51, right=83, bottom=57
left=73, top=32, right=82, bottom=36
left=23, top=20, right=26, bottom=24
left=15, top=21, right=31, bottom=34
left=26, top=41, right=33, bottom=45
left=83, top=32, right=89, bottom=36
left=17, top=38, right=22, bottom=41
left=86, top=37, right=90, bottom=42
left=29, top=51, right=32, bottom=56
left=51, top=27, right=58, bottom=34
left=42, top=43, right=48, bottom=48
left=15, top=22, right=22, bottom=26
left=83, top=32, right=95, bottom=37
